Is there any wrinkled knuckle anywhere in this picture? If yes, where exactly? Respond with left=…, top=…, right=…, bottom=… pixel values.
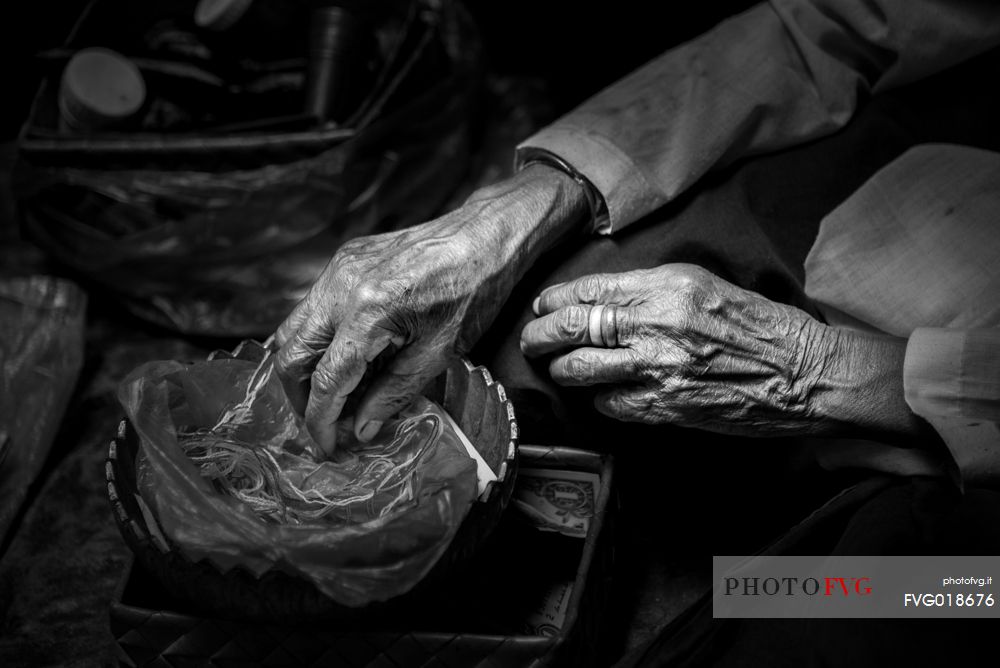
left=274, top=345, right=297, bottom=376
left=575, top=275, right=604, bottom=303
left=671, top=272, right=700, bottom=305
left=673, top=263, right=713, bottom=296
left=616, top=392, right=638, bottom=411
left=560, top=307, right=588, bottom=338
left=353, top=280, right=391, bottom=312
left=673, top=263, right=706, bottom=280
left=276, top=341, right=313, bottom=376
left=310, top=364, right=339, bottom=395
left=606, top=391, right=641, bottom=417
left=626, top=394, right=660, bottom=423
left=567, top=354, right=593, bottom=380
left=615, top=308, right=637, bottom=341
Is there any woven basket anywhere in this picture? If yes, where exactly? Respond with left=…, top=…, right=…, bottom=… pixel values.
left=109, top=445, right=617, bottom=668
left=106, top=341, right=517, bottom=623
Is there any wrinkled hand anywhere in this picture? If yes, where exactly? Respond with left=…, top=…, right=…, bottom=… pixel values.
left=275, top=165, right=588, bottom=453
left=521, top=264, right=920, bottom=439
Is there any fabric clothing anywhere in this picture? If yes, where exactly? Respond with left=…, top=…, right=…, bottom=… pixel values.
left=805, top=145, right=1000, bottom=335
left=516, top=0, right=1000, bottom=235
left=804, top=145, right=1000, bottom=484
left=514, top=0, right=1000, bottom=484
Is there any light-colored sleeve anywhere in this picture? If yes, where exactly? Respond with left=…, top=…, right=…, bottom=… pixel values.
left=905, top=328, right=1000, bottom=484
left=804, top=144, right=1000, bottom=337
left=803, top=144, right=1000, bottom=485
left=515, top=0, right=1000, bottom=234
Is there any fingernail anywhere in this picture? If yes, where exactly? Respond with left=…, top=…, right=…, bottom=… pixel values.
left=309, top=423, right=336, bottom=458
left=532, top=296, right=541, bottom=315
left=359, top=420, right=382, bottom=442
left=320, top=439, right=337, bottom=459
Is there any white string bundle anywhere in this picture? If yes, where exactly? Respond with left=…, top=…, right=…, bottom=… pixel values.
left=179, top=412, right=442, bottom=524
left=176, top=351, right=443, bottom=524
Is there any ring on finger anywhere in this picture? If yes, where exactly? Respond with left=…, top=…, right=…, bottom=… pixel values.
left=588, top=304, right=606, bottom=347
left=601, top=304, right=619, bottom=348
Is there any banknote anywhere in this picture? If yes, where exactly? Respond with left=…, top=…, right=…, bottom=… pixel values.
left=513, top=467, right=600, bottom=538
left=523, top=579, right=574, bottom=637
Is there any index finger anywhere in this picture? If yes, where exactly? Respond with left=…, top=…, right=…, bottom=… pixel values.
left=305, top=319, right=395, bottom=455
left=275, top=317, right=334, bottom=416
left=520, top=304, right=592, bottom=357
left=534, top=272, right=634, bottom=316
left=274, top=296, right=311, bottom=350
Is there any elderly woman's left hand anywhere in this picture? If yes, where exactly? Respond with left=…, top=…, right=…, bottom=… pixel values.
left=521, top=264, right=919, bottom=439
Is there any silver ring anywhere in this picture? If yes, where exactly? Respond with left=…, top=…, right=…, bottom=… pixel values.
left=601, top=304, right=618, bottom=348
left=588, top=304, right=606, bottom=347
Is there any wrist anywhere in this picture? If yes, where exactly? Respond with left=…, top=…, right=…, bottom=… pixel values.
left=463, top=163, right=591, bottom=273
left=806, top=325, right=931, bottom=442
left=512, top=162, right=592, bottom=249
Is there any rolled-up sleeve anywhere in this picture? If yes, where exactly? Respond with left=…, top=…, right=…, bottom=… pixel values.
left=905, top=328, right=1000, bottom=483
left=516, top=0, right=1000, bottom=234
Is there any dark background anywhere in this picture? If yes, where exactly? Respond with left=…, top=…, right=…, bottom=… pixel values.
left=0, top=0, right=756, bottom=140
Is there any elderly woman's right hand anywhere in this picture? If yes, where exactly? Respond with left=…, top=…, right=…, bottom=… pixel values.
left=274, top=164, right=589, bottom=454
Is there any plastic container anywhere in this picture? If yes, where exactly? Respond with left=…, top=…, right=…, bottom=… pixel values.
left=59, top=47, right=146, bottom=132
left=303, top=5, right=367, bottom=122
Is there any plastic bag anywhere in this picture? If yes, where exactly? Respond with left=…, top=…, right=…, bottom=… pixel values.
left=0, top=276, right=86, bottom=546
left=16, top=0, right=481, bottom=337
left=117, top=354, right=477, bottom=607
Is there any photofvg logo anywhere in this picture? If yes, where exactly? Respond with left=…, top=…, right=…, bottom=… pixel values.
left=723, top=575, right=872, bottom=597
left=713, top=556, right=1000, bottom=619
